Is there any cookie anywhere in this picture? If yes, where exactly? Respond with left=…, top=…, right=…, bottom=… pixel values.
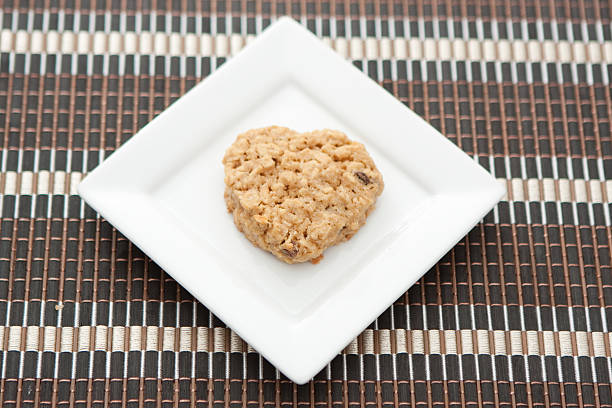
left=222, top=126, right=384, bottom=264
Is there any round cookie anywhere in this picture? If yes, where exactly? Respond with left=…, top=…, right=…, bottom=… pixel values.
left=222, top=126, right=384, bottom=264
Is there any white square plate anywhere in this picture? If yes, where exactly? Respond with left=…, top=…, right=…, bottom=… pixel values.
left=79, top=17, right=504, bottom=384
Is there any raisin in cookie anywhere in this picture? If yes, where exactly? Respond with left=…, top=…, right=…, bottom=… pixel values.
left=223, top=126, right=384, bottom=264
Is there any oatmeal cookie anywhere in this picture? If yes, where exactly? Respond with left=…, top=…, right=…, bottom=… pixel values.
left=222, top=126, right=384, bottom=264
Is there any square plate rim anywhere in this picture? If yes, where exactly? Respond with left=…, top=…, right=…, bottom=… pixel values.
left=78, top=17, right=505, bottom=384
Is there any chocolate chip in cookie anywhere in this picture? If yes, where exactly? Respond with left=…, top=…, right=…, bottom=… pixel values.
left=354, top=171, right=371, bottom=185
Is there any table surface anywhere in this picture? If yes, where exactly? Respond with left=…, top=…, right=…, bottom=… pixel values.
left=1, top=1, right=612, bottom=406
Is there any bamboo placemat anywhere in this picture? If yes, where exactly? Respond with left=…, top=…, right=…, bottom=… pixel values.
left=1, top=0, right=611, bottom=406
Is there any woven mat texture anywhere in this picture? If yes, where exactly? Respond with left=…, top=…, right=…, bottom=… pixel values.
left=1, top=0, right=612, bottom=406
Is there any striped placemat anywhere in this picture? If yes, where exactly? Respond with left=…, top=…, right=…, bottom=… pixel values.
left=1, top=1, right=611, bottom=406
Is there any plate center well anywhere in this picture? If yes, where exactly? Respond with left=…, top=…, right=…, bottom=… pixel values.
left=153, top=81, right=432, bottom=319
